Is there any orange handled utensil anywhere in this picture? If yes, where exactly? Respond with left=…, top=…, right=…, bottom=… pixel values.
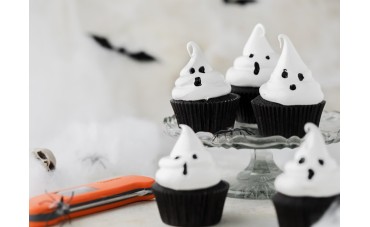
left=29, top=175, right=155, bottom=227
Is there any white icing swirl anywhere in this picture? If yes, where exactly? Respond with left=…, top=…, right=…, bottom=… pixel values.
left=260, top=34, right=324, bottom=105
left=155, top=124, right=221, bottom=190
left=226, top=24, right=278, bottom=87
left=172, top=41, right=231, bottom=101
left=275, top=123, right=340, bottom=197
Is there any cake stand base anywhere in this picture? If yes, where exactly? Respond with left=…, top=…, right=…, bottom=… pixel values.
left=227, top=149, right=282, bottom=200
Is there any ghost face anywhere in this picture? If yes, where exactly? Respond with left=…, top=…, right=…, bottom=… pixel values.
left=285, top=151, right=336, bottom=182
left=186, top=65, right=207, bottom=87
left=232, top=50, right=277, bottom=82
left=174, top=64, right=214, bottom=90
left=279, top=68, right=306, bottom=91
left=156, top=147, right=221, bottom=190
left=295, top=155, right=323, bottom=180
left=239, top=52, right=275, bottom=75
left=158, top=150, right=206, bottom=178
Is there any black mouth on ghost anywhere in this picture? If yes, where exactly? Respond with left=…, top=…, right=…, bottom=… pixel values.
left=308, top=169, right=315, bottom=180
left=194, top=77, right=202, bottom=87
left=254, top=62, right=260, bottom=75
left=183, top=163, right=188, bottom=175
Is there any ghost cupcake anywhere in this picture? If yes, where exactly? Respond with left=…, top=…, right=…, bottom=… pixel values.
left=226, top=24, right=278, bottom=123
left=152, top=125, right=229, bottom=226
left=171, top=41, right=240, bottom=133
left=251, top=34, right=325, bottom=137
left=272, top=123, right=340, bottom=227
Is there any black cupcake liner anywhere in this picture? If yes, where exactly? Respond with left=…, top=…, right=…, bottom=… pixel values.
left=231, top=85, right=260, bottom=123
left=272, top=192, right=340, bottom=227
left=251, top=95, right=326, bottom=138
left=170, top=93, right=240, bottom=133
left=152, top=181, right=229, bottom=227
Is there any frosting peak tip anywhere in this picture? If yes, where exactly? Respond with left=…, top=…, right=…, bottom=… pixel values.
left=278, top=34, right=289, bottom=49
left=187, top=41, right=201, bottom=57
left=302, top=123, right=326, bottom=148
left=304, top=122, right=317, bottom=133
left=254, top=23, right=265, bottom=36
left=179, top=124, right=193, bottom=133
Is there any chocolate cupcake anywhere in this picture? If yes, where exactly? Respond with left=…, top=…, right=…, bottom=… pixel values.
left=272, top=123, right=340, bottom=227
left=171, top=41, right=240, bottom=133
left=153, top=125, right=229, bottom=226
left=252, top=34, right=325, bottom=137
left=226, top=24, right=278, bottom=123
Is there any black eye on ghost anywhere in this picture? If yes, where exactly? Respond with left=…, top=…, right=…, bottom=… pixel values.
left=198, top=66, right=205, bottom=73
left=318, top=159, right=324, bottom=166
left=298, top=157, right=305, bottom=164
left=281, top=69, right=288, bottom=78
left=298, top=73, right=304, bottom=81
left=174, top=156, right=180, bottom=160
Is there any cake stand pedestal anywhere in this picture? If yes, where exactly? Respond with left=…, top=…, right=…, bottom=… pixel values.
left=163, top=111, right=340, bottom=200
left=227, top=148, right=281, bottom=199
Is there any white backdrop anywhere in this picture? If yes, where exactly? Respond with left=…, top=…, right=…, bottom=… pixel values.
left=29, top=0, right=339, bottom=196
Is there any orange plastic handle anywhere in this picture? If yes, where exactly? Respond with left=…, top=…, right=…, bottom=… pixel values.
left=29, top=175, right=155, bottom=227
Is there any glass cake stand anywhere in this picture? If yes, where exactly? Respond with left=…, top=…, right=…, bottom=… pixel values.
left=163, top=111, right=340, bottom=200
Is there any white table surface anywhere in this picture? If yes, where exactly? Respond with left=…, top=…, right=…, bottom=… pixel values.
left=68, top=197, right=279, bottom=227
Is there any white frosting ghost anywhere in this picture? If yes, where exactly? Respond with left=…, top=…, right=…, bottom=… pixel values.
left=275, top=123, right=340, bottom=197
left=225, top=24, right=278, bottom=87
left=155, top=124, right=221, bottom=190
left=172, top=41, right=231, bottom=101
left=260, top=34, right=324, bottom=105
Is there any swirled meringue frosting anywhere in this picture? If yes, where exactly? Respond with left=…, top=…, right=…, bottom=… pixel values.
left=155, top=124, right=221, bottom=190
left=275, top=123, right=340, bottom=197
left=259, top=34, right=324, bottom=105
left=226, top=24, right=278, bottom=87
left=172, top=41, right=231, bottom=101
